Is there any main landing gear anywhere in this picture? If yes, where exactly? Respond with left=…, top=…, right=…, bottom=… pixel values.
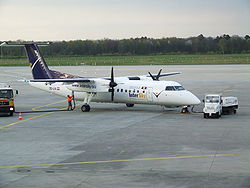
left=80, top=67, right=118, bottom=112
left=81, top=104, right=91, bottom=112
left=126, top=103, right=134, bottom=107
left=81, top=93, right=95, bottom=112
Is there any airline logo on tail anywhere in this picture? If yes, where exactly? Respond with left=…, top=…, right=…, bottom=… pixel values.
left=31, top=50, right=42, bottom=69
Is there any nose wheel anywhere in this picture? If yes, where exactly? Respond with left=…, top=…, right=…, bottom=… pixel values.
left=181, top=106, right=190, bottom=113
left=81, top=104, right=91, bottom=112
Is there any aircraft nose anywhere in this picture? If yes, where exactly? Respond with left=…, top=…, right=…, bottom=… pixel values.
left=187, top=91, right=201, bottom=105
left=192, top=95, right=201, bottom=105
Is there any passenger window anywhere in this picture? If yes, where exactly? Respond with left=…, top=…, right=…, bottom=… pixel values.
left=125, top=89, right=127, bottom=92
left=121, top=89, right=123, bottom=92
left=117, top=89, right=119, bottom=92
left=137, top=90, right=139, bottom=93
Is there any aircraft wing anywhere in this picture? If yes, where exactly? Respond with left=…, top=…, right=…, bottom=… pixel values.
left=29, top=78, right=110, bottom=93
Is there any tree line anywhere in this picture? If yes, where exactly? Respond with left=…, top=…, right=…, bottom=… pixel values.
left=1, top=34, right=250, bottom=57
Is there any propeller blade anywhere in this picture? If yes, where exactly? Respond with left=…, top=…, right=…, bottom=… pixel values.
left=111, top=67, right=114, bottom=83
left=109, top=67, right=117, bottom=88
left=156, top=69, right=162, bottom=80
left=111, top=88, right=114, bottom=101
left=148, top=71, right=156, bottom=80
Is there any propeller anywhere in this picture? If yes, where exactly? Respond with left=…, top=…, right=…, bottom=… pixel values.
left=148, top=69, right=162, bottom=81
left=108, top=67, right=117, bottom=101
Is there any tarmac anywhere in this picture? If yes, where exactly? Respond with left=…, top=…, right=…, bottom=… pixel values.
left=0, top=64, right=250, bottom=188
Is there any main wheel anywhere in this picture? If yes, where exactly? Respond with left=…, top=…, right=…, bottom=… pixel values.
left=126, top=103, right=134, bottom=107
left=9, top=112, right=13, bottom=116
left=81, top=104, right=91, bottom=112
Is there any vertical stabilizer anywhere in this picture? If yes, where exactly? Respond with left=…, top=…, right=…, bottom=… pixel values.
left=1, top=42, right=79, bottom=79
left=24, top=44, right=53, bottom=79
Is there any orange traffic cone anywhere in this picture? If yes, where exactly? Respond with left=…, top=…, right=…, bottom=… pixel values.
left=18, top=112, right=23, bottom=120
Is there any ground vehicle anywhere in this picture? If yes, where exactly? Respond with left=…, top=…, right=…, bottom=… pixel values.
left=0, top=83, right=18, bottom=116
left=221, top=96, right=238, bottom=114
left=203, top=94, right=238, bottom=118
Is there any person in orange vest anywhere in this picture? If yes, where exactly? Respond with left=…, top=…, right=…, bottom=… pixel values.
left=67, top=95, right=73, bottom=110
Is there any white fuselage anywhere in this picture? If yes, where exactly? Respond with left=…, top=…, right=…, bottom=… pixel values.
left=29, top=78, right=200, bottom=107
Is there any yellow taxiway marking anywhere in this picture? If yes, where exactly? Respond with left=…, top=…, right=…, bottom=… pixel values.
left=223, top=89, right=233, bottom=93
left=0, top=100, right=66, bottom=130
left=1, top=152, right=250, bottom=169
left=32, top=100, right=65, bottom=111
left=0, top=112, right=55, bottom=130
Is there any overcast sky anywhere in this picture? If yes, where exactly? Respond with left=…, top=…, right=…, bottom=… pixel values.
left=0, top=0, right=249, bottom=41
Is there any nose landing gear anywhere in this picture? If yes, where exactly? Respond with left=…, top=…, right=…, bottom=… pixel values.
left=181, top=106, right=190, bottom=113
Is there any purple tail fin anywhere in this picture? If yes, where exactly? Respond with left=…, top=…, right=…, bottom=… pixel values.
left=24, top=44, right=53, bottom=79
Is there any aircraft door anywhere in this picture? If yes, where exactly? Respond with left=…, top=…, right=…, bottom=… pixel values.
left=146, top=88, right=153, bottom=101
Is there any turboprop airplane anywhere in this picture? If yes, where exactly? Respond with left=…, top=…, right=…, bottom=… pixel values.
left=1, top=42, right=200, bottom=112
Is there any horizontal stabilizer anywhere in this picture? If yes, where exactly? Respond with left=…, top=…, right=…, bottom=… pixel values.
left=157, top=72, right=181, bottom=77
left=146, top=72, right=181, bottom=78
left=0, top=42, right=51, bottom=46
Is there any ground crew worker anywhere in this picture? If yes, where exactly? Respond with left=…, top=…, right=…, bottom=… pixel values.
left=67, top=95, right=73, bottom=110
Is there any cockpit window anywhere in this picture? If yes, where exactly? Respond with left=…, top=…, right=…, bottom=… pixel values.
left=165, top=86, right=175, bottom=91
left=174, top=86, right=185, bottom=91
left=165, top=86, right=185, bottom=91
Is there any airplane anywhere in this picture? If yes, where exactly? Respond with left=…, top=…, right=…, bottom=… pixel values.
left=1, top=42, right=201, bottom=113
